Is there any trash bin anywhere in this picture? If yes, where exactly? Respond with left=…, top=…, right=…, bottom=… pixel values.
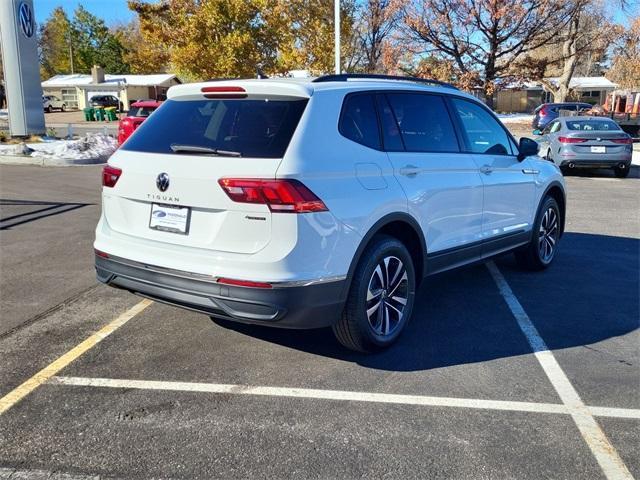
left=83, top=107, right=94, bottom=122
left=94, top=107, right=105, bottom=121
left=104, top=107, right=118, bottom=122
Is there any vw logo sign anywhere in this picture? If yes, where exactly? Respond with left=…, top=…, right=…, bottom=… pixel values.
left=156, top=172, right=170, bottom=192
left=18, top=2, right=35, bottom=38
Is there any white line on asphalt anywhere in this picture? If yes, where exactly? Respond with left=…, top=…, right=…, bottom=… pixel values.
left=486, top=261, right=634, bottom=480
left=0, top=299, right=152, bottom=416
left=49, top=376, right=640, bottom=420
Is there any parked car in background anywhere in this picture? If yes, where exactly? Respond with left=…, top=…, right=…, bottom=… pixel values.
left=532, top=102, right=593, bottom=130
left=95, top=74, right=566, bottom=353
left=117, top=100, right=162, bottom=145
left=90, top=95, right=123, bottom=111
left=535, top=116, right=633, bottom=177
left=42, top=95, right=66, bottom=112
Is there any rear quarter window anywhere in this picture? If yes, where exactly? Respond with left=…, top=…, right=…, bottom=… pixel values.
left=121, top=98, right=308, bottom=158
left=339, top=94, right=381, bottom=149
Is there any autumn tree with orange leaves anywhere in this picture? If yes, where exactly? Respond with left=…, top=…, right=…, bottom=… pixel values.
left=394, top=0, right=577, bottom=106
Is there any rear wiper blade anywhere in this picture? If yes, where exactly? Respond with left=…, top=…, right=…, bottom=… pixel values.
left=170, top=144, right=242, bottom=157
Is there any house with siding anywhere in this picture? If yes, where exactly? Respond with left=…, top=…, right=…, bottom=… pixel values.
left=41, top=66, right=181, bottom=111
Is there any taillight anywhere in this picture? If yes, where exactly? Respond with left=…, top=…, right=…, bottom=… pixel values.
left=217, top=278, right=272, bottom=289
left=102, top=165, right=122, bottom=187
left=218, top=178, right=328, bottom=213
left=539, top=106, right=549, bottom=116
left=558, top=137, right=587, bottom=144
left=201, top=86, right=247, bottom=99
left=611, top=137, right=632, bottom=144
left=94, top=249, right=109, bottom=258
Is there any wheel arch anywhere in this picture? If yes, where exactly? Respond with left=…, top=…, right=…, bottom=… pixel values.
left=541, top=181, right=566, bottom=237
left=340, top=213, right=427, bottom=301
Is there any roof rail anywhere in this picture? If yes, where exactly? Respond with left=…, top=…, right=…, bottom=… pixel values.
left=312, top=73, right=458, bottom=90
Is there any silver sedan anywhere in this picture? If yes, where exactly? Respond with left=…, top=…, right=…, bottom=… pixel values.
left=534, top=116, right=633, bottom=178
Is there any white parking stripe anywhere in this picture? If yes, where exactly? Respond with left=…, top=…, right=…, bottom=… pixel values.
left=49, top=376, right=640, bottom=420
left=486, top=261, right=633, bottom=480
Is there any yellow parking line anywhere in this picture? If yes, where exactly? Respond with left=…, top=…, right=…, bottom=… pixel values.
left=0, top=298, right=152, bottom=416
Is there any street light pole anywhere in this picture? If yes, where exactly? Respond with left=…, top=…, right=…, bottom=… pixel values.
left=334, top=0, right=340, bottom=74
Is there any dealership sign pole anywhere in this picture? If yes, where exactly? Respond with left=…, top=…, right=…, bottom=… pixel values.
left=334, top=0, right=340, bottom=74
left=0, top=0, right=46, bottom=136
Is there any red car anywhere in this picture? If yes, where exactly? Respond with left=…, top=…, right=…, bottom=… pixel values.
left=118, top=100, right=162, bottom=145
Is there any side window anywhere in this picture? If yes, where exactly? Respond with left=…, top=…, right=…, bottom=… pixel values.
left=339, top=94, right=381, bottom=150
left=451, top=98, right=513, bottom=155
left=385, top=93, right=459, bottom=152
left=550, top=121, right=561, bottom=133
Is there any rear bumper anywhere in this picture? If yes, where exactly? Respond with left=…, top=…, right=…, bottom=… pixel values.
left=96, top=254, right=346, bottom=329
left=559, top=158, right=631, bottom=169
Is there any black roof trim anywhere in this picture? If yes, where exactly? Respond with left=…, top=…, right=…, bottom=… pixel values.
left=312, top=74, right=458, bottom=90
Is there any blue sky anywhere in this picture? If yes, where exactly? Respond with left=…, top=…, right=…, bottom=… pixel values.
left=35, top=0, right=633, bottom=27
left=34, top=0, right=135, bottom=26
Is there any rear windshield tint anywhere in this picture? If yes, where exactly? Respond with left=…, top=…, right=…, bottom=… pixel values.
left=122, top=98, right=308, bottom=158
left=566, top=120, right=621, bottom=131
left=127, top=106, right=157, bottom=118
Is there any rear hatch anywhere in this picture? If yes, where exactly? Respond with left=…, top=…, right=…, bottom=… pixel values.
left=104, top=82, right=310, bottom=255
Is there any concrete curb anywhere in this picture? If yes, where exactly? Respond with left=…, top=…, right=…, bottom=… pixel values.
left=0, top=154, right=105, bottom=167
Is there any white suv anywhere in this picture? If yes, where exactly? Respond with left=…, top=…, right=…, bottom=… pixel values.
left=95, top=74, right=566, bottom=352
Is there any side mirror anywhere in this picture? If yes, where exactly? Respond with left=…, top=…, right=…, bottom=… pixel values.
left=532, top=129, right=542, bottom=136
left=518, top=137, right=539, bottom=161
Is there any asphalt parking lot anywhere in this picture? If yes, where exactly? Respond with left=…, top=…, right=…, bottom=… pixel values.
left=0, top=163, right=638, bottom=479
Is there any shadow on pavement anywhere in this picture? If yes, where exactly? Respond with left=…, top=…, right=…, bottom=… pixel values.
left=213, top=232, right=639, bottom=371
left=0, top=198, right=92, bottom=230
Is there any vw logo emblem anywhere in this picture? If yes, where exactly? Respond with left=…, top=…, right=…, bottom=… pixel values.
left=156, top=172, right=170, bottom=192
left=18, top=2, right=34, bottom=38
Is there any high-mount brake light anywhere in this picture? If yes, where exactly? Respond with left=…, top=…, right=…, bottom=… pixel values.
left=218, top=178, right=328, bottom=213
left=102, top=165, right=122, bottom=187
left=558, top=137, right=587, bottom=144
left=201, top=86, right=247, bottom=99
left=217, top=278, right=272, bottom=289
left=611, top=137, right=632, bottom=144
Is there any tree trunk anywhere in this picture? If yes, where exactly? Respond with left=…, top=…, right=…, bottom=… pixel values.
left=553, top=13, right=580, bottom=102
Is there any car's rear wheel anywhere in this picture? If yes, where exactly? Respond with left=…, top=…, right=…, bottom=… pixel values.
left=515, top=196, right=561, bottom=270
left=333, top=235, right=416, bottom=353
left=46, top=105, right=52, bottom=113
left=614, top=165, right=630, bottom=178
left=61, top=104, right=66, bottom=112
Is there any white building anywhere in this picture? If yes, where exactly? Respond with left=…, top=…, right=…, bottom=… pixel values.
left=41, top=68, right=181, bottom=110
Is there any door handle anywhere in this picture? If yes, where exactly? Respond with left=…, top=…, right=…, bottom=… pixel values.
left=399, top=165, right=421, bottom=177
left=480, top=165, right=492, bottom=175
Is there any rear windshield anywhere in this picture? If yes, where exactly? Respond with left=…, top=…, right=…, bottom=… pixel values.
left=127, top=106, right=157, bottom=118
left=122, top=98, right=308, bottom=158
left=566, top=120, right=621, bottom=131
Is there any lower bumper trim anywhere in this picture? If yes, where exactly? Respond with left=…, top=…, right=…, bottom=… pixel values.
left=95, top=255, right=346, bottom=329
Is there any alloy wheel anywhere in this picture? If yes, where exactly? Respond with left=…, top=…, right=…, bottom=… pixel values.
left=366, top=256, right=409, bottom=336
left=538, top=207, right=559, bottom=263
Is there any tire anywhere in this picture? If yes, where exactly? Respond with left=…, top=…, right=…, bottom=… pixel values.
left=333, top=235, right=416, bottom=353
left=614, top=166, right=630, bottom=178
left=545, top=148, right=552, bottom=161
left=61, top=104, right=66, bottom=112
left=46, top=105, right=52, bottom=113
left=515, top=196, right=561, bottom=271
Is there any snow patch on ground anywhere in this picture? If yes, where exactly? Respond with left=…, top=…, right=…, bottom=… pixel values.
left=0, top=133, right=117, bottom=161
left=496, top=113, right=535, bottom=124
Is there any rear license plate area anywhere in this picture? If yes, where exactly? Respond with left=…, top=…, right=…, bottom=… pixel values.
left=149, top=203, right=191, bottom=234
left=591, top=146, right=606, bottom=153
